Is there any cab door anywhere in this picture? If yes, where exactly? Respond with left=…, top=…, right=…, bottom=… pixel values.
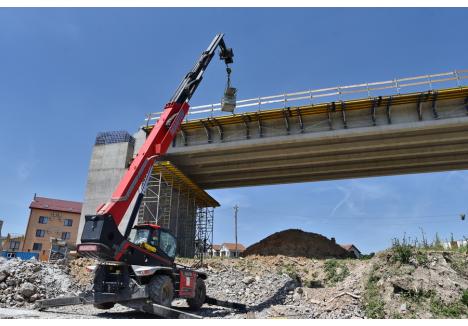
left=158, top=229, right=177, bottom=260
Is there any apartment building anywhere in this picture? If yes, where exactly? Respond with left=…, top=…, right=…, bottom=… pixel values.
left=22, top=195, right=82, bottom=261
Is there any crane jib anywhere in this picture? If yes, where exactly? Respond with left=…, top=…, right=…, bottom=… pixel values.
left=168, top=108, right=186, bottom=136
left=80, top=34, right=234, bottom=265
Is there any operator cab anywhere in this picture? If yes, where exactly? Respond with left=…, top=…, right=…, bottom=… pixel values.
left=128, top=224, right=177, bottom=259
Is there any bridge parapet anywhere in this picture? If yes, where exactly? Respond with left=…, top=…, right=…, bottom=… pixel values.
left=152, top=87, right=468, bottom=148
left=146, top=70, right=467, bottom=123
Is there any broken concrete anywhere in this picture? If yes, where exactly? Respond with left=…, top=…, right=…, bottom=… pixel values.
left=0, top=258, right=80, bottom=308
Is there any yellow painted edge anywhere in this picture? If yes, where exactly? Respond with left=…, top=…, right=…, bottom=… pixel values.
left=144, top=86, right=468, bottom=132
left=153, top=161, right=219, bottom=208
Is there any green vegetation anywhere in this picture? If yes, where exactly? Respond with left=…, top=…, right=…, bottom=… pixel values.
left=390, top=232, right=468, bottom=265
left=462, top=290, right=468, bottom=307
left=363, top=266, right=385, bottom=319
left=391, top=237, right=413, bottom=264
left=359, top=252, right=375, bottom=260
left=323, top=259, right=349, bottom=284
left=430, top=296, right=467, bottom=318
left=302, top=279, right=323, bottom=288
left=401, top=288, right=434, bottom=303
left=415, top=251, right=429, bottom=266
left=302, top=270, right=322, bottom=288
left=397, top=286, right=467, bottom=318
left=279, top=263, right=300, bottom=282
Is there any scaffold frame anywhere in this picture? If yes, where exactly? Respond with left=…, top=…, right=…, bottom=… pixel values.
left=136, top=161, right=218, bottom=258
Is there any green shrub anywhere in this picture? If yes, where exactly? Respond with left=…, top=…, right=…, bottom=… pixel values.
left=282, top=264, right=300, bottom=282
left=303, top=279, right=323, bottom=288
left=363, top=267, right=385, bottom=318
left=415, top=251, right=429, bottom=266
left=462, top=290, right=468, bottom=307
left=391, top=237, right=413, bottom=264
left=324, top=259, right=349, bottom=284
left=430, top=296, right=466, bottom=318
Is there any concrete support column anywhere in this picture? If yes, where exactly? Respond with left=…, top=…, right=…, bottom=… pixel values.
left=77, top=131, right=135, bottom=243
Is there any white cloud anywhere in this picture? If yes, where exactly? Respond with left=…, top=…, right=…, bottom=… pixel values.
left=328, top=179, right=398, bottom=217
left=16, top=143, right=37, bottom=182
left=17, top=161, right=33, bottom=181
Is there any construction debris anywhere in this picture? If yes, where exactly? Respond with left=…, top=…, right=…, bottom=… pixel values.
left=1, top=249, right=466, bottom=319
left=0, top=257, right=81, bottom=308
left=243, top=229, right=352, bottom=259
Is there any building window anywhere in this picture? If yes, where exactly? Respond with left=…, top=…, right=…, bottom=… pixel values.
left=61, top=232, right=71, bottom=240
left=36, top=229, right=45, bottom=237
left=64, top=219, right=73, bottom=227
left=32, top=243, right=42, bottom=251
left=51, top=211, right=61, bottom=217
left=9, top=241, right=20, bottom=250
left=38, top=216, right=48, bottom=224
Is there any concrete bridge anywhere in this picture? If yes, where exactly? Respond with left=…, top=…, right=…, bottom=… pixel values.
left=144, top=86, right=468, bottom=189
left=79, top=71, right=468, bottom=255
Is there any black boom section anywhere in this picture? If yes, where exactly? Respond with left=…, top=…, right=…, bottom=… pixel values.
left=79, top=214, right=125, bottom=260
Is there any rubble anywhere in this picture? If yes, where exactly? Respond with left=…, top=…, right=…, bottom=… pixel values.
left=364, top=251, right=468, bottom=318
left=177, top=254, right=367, bottom=318
left=1, top=249, right=466, bottom=318
left=0, top=257, right=81, bottom=308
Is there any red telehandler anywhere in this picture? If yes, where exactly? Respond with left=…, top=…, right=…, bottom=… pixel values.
left=37, top=34, right=244, bottom=318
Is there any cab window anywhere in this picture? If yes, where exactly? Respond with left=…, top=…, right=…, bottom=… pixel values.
left=159, top=230, right=176, bottom=258
left=148, top=230, right=159, bottom=247
left=129, top=228, right=150, bottom=245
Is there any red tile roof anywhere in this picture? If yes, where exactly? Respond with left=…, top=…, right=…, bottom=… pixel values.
left=212, top=244, right=222, bottom=251
left=30, top=196, right=82, bottom=214
left=222, top=242, right=246, bottom=252
left=340, top=244, right=361, bottom=253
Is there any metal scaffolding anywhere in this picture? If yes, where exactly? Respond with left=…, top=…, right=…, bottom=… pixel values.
left=137, top=161, right=218, bottom=258
left=194, top=207, right=214, bottom=260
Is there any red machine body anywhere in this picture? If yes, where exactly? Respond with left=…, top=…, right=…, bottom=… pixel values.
left=78, top=33, right=234, bottom=269
left=41, top=34, right=238, bottom=313
left=97, top=101, right=190, bottom=225
left=179, top=270, right=198, bottom=297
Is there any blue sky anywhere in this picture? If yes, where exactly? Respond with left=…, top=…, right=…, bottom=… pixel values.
left=0, top=8, right=467, bottom=253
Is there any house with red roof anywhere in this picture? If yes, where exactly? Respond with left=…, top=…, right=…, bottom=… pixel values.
left=340, top=244, right=362, bottom=258
left=220, top=242, right=246, bottom=258
left=22, top=194, right=83, bottom=261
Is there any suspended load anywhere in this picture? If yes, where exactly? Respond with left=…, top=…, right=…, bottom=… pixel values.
left=222, top=67, right=237, bottom=112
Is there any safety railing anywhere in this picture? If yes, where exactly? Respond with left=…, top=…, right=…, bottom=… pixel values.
left=145, top=70, right=468, bottom=125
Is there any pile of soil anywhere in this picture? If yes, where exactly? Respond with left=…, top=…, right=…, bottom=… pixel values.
left=243, top=229, right=352, bottom=259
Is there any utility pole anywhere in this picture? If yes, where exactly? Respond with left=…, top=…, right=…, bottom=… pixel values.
left=233, top=205, right=238, bottom=258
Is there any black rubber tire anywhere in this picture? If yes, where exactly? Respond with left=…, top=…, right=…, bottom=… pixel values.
left=187, top=278, right=206, bottom=310
left=92, top=265, right=115, bottom=310
left=93, top=265, right=106, bottom=292
left=93, top=302, right=115, bottom=310
left=148, top=275, right=174, bottom=307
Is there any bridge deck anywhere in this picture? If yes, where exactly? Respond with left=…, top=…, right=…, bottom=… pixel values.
left=143, top=87, right=468, bottom=189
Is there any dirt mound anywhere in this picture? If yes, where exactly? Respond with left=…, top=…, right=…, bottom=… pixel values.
left=243, top=229, right=351, bottom=259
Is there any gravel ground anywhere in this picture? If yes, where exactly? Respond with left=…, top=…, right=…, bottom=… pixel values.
left=1, top=250, right=466, bottom=319
left=0, top=304, right=150, bottom=319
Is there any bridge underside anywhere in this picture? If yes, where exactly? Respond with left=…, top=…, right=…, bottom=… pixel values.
left=153, top=87, right=468, bottom=189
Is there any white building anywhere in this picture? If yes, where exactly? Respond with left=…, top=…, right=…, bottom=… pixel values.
left=219, top=242, right=246, bottom=258
left=208, top=244, right=222, bottom=257
left=442, top=239, right=467, bottom=250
